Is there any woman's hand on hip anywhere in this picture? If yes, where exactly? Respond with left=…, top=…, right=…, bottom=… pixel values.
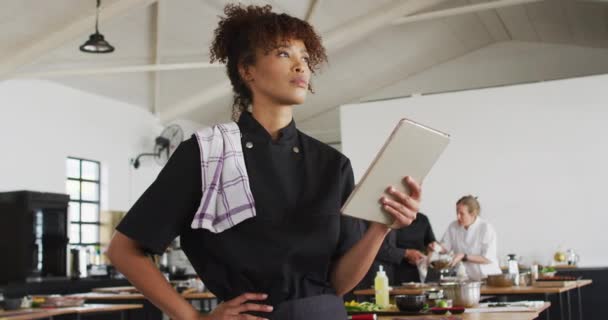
left=203, top=293, right=273, bottom=320
left=380, top=176, right=421, bottom=229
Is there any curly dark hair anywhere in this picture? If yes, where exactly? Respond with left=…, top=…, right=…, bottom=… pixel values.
left=209, top=4, right=327, bottom=121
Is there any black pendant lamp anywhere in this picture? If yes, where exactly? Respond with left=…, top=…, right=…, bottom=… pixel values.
left=80, top=0, right=115, bottom=53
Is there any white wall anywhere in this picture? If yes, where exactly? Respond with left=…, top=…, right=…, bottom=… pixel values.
left=341, top=74, right=608, bottom=267
left=0, top=79, right=196, bottom=211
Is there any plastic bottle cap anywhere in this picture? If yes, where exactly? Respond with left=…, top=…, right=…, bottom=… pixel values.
left=378, top=265, right=386, bottom=275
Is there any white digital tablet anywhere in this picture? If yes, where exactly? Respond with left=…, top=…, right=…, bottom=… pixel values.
left=341, top=118, right=450, bottom=225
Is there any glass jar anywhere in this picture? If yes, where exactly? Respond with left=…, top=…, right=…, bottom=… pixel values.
left=566, top=249, right=579, bottom=266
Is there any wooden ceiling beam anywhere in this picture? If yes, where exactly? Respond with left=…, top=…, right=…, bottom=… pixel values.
left=392, top=0, right=544, bottom=25
left=14, top=62, right=221, bottom=78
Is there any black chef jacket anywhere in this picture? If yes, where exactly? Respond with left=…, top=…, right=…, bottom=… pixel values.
left=117, top=111, right=363, bottom=310
left=359, top=213, right=436, bottom=287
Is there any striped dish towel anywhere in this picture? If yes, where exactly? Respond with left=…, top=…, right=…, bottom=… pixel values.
left=190, top=122, right=255, bottom=233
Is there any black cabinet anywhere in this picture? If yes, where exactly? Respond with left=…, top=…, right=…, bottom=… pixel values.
left=0, top=191, right=70, bottom=284
left=558, top=267, right=607, bottom=320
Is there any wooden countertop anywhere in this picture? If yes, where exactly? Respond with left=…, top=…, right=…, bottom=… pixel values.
left=90, top=280, right=592, bottom=301
left=0, top=302, right=549, bottom=320
left=481, top=279, right=591, bottom=295
left=0, top=303, right=142, bottom=320
left=74, top=290, right=216, bottom=300
left=355, top=279, right=592, bottom=296
left=378, top=302, right=550, bottom=320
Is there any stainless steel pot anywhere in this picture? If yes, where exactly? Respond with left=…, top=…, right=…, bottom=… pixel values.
left=440, top=281, right=481, bottom=307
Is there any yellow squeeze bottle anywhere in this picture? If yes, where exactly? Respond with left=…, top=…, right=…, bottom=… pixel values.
left=374, top=265, right=389, bottom=308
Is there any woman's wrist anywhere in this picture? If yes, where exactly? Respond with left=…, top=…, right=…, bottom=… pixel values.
left=180, top=307, right=203, bottom=320
left=368, top=222, right=392, bottom=236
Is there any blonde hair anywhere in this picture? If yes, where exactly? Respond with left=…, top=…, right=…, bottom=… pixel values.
left=457, top=195, right=480, bottom=216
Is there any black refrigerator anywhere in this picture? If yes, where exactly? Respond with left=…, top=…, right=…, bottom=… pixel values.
left=0, top=191, right=70, bottom=284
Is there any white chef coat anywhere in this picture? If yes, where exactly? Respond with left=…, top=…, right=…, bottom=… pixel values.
left=441, top=217, right=502, bottom=280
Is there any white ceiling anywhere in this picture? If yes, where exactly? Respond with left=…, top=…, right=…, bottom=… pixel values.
left=2, top=0, right=608, bottom=139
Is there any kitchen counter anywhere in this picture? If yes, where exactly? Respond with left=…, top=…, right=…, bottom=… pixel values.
left=0, top=303, right=142, bottom=320
left=356, top=281, right=591, bottom=320
left=0, top=277, right=131, bottom=297
left=354, top=279, right=592, bottom=296
left=377, top=302, right=550, bottom=320
left=70, top=287, right=217, bottom=320
left=72, top=291, right=216, bottom=300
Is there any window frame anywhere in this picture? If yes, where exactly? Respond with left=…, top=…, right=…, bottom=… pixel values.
left=67, top=157, right=101, bottom=246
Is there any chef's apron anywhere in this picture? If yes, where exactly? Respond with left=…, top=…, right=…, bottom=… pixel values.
left=271, top=294, right=347, bottom=320
left=251, top=294, right=347, bottom=320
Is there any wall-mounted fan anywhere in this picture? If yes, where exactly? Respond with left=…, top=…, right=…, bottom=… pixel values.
left=132, top=124, right=184, bottom=169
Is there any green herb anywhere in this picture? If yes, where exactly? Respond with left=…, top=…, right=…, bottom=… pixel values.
left=345, top=302, right=382, bottom=312
left=541, top=266, right=556, bottom=273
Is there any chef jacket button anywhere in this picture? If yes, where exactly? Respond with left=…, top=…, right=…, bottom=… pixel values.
left=292, top=146, right=300, bottom=153
left=245, top=141, right=253, bottom=149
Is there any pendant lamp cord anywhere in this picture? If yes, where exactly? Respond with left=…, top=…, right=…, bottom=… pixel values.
left=95, top=0, right=101, bottom=34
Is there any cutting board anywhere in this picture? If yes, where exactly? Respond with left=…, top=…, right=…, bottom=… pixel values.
left=533, top=280, right=577, bottom=288
left=466, top=306, right=537, bottom=313
left=92, top=286, right=139, bottom=294
left=348, top=310, right=429, bottom=316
